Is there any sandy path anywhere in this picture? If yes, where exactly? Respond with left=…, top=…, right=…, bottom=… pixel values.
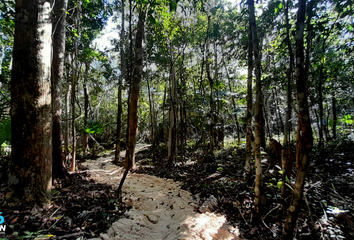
left=82, top=146, right=240, bottom=240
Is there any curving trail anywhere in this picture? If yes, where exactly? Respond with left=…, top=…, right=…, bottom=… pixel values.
left=82, top=145, right=241, bottom=240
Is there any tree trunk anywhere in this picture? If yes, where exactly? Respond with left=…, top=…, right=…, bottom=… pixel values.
left=318, top=53, right=324, bottom=148
left=10, top=0, right=53, bottom=203
left=123, top=7, right=145, bottom=170
left=64, top=82, right=71, bottom=155
left=71, top=55, right=77, bottom=172
left=162, top=83, right=168, bottom=144
left=245, top=12, right=253, bottom=171
left=205, top=16, right=216, bottom=152
left=125, top=0, right=133, bottom=153
left=118, top=6, right=146, bottom=197
left=280, top=0, right=294, bottom=219
left=114, top=0, right=125, bottom=163
left=147, top=75, right=155, bottom=161
left=167, top=47, right=178, bottom=165
left=70, top=2, right=81, bottom=172
left=226, top=72, right=241, bottom=144
left=83, top=62, right=89, bottom=156
left=52, top=0, right=68, bottom=179
left=283, top=0, right=314, bottom=238
left=274, top=88, right=284, bottom=135
left=249, top=0, right=266, bottom=210
left=332, top=96, right=337, bottom=139
left=260, top=98, right=266, bottom=149
left=263, top=98, right=272, bottom=139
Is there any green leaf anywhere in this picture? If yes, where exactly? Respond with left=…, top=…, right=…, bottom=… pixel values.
left=148, top=15, right=157, bottom=25
left=275, top=8, right=278, bottom=14
left=321, top=56, right=326, bottom=63
left=277, top=181, right=284, bottom=188
left=285, top=175, right=290, bottom=183
left=170, top=1, right=177, bottom=12
left=278, top=3, right=283, bottom=9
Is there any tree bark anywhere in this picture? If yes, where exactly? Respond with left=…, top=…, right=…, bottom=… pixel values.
left=205, top=16, right=216, bottom=152
left=118, top=6, right=146, bottom=197
left=83, top=62, right=89, bottom=156
left=64, top=82, right=71, bottom=155
left=283, top=0, right=314, bottom=238
left=123, top=7, right=145, bottom=170
left=114, top=0, right=125, bottom=163
left=280, top=0, right=295, bottom=218
left=147, top=75, right=156, bottom=161
left=71, top=55, right=77, bottom=172
left=10, top=0, right=53, bottom=203
left=52, top=0, right=68, bottom=179
left=332, top=96, right=337, bottom=139
left=70, top=1, right=81, bottom=172
left=249, top=0, right=265, bottom=210
left=245, top=10, right=253, bottom=172
left=167, top=47, right=178, bottom=165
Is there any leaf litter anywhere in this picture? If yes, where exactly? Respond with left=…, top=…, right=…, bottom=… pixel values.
left=0, top=140, right=354, bottom=239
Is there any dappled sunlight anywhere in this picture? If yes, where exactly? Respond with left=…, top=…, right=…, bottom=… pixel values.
left=181, top=212, right=240, bottom=240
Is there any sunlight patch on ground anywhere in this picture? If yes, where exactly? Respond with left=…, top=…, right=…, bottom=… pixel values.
left=181, top=212, right=240, bottom=240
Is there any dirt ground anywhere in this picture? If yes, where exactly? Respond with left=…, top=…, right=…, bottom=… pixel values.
left=82, top=144, right=240, bottom=240
left=1, top=139, right=353, bottom=239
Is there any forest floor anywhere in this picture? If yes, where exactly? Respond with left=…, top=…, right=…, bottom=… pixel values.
left=0, top=138, right=354, bottom=239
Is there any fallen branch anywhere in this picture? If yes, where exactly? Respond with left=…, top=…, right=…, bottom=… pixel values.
left=58, top=232, right=83, bottom=239
left=88, top=133, right=104, bottom=149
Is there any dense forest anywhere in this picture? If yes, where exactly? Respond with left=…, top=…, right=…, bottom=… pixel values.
left=0, top=0, right=353, bottom=239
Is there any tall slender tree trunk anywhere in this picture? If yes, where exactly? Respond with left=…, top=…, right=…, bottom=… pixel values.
left=280, top=0, right=295, bottom=218
left=205, top=16, right=216, bottom=152
left=332, top=96, right=337, bottom=139
left=249, top=0, right=265, bottom=210
left=245, top=10, right=253, bottom=171
left=167, top=46, right=178, bottom=165
left=274, top=88, right=284, bottom=134
left=118, top=6, right=146, bottom=196
left=52, top=0, right=68, bottom=179
left=10, top=0, right=53, bottom=203
left=71, top=55, right=77, bottom=172
left=64, top=82, right=71, bottom=155
left=114, top=0, right=125, bottom=163
left=83, top=62, right=89, bottom=156
left=0, top=46, right=4, bottom=75
left=70, top=1, right=81, bottom=172
left=318, top=44, right=324, bottom=148
left=147, top=75, right=156, bottom=160
left=180, top=50, right=187, bottom=160
left=125, top=0, right=133, bottom=153
left=162, top=83, right=168, bottom=144
left=284, top=0, right=313, bottom=238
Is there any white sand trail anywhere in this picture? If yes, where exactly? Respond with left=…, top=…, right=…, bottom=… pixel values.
left=82, top=147, right=241, bottom=240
